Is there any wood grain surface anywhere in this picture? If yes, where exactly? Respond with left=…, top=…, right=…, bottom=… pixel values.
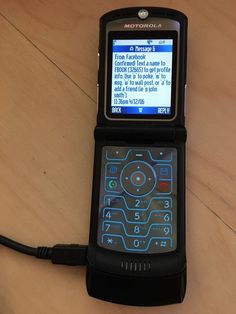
left=0, top=1, right=235, bottom=313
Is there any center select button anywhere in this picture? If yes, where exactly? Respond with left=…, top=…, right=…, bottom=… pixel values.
left=120, top=161, right=157, bottom=197
left=130, top=171, right=146, bottom=186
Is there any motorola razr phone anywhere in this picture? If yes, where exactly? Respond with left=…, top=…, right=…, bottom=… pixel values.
left=87, top=7, right=188, bottom=306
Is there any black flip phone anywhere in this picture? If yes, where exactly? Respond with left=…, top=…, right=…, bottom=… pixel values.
left=87, top=7, right=188, bottom=306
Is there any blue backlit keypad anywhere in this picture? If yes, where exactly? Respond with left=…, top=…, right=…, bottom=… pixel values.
left=97, top=147, right=177, bottom=253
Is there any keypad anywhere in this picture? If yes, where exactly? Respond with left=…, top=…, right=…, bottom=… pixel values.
left=97, top=147, right=177, bottom=253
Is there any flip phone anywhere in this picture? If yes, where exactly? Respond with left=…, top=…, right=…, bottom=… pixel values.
left=87, top=7, right=188, bottom=306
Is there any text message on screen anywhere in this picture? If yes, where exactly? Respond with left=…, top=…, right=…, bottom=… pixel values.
left=111, top=39, right=173, bottom=115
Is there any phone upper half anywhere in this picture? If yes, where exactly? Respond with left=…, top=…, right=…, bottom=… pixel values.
left=97, top=7, right=188, bottom=126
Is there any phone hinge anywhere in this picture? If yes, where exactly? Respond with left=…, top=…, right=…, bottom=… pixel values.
left=94, top=126, right=187, bottom=143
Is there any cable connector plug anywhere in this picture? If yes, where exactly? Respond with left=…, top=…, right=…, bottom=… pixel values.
left=50, top=244, right=87, bottom=266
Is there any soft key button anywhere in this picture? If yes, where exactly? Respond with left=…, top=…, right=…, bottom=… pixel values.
left=106, top=148, right=128, bottom=160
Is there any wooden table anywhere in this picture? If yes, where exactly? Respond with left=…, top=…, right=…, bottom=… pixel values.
left=0, top=1, right=235, bottom=313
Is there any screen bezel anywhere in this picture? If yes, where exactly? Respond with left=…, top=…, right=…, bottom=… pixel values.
left=105, top=31, right=178, bottom=121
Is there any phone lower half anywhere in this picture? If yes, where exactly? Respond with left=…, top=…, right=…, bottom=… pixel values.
left=86, top=140, right=186, bottom=306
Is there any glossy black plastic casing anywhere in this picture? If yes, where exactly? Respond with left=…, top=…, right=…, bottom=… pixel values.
left=86, top=7, right=188, bottom=306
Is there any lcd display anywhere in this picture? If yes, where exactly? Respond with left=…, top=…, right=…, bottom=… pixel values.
left=106, top=32, right=177, bottom=119
left=111, top=38, right=173, bottom=115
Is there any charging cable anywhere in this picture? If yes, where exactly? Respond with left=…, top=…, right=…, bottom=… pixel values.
left=0, top=235, right=87, bottom=266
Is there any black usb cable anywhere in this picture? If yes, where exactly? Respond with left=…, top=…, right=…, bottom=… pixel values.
left=0, top=235, right=87, bottom=266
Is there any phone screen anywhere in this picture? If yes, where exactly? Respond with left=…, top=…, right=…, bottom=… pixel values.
left=106, top=31, right=177, bottom=120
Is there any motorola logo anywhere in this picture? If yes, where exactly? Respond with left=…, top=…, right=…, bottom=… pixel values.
left=124, top=23, right=162, bottom=29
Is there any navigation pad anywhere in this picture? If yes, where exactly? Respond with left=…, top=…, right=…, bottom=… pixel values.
left=121, top=161, right=156, bottom=196
left=97, top=146, right=177, bottom=253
